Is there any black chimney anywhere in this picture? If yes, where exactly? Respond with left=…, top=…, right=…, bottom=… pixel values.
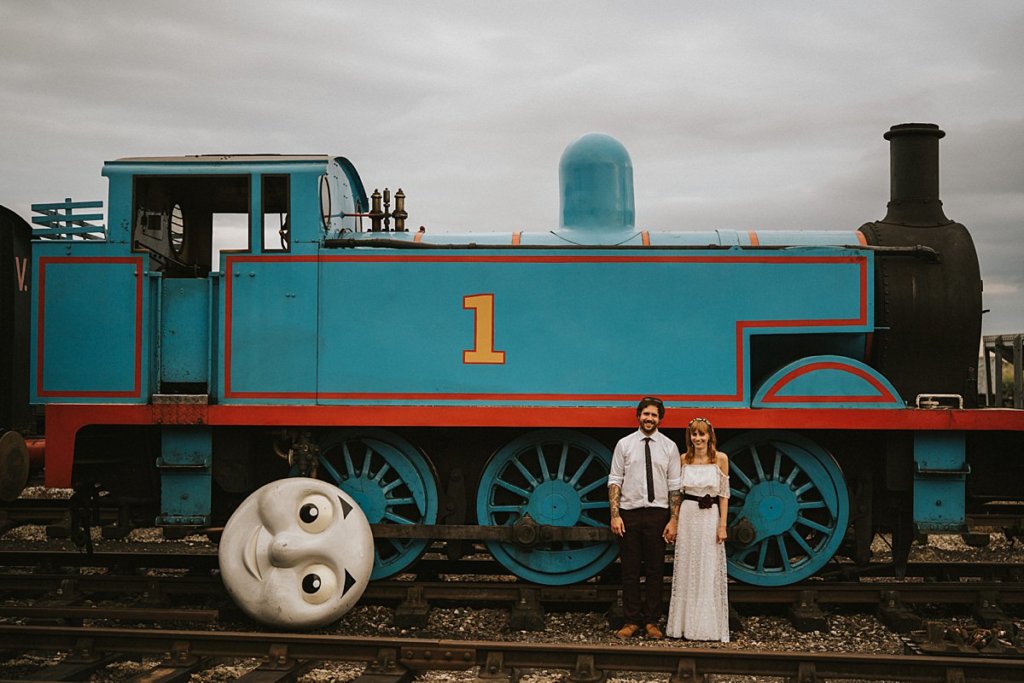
left=881, top=123, right=950, bottom=227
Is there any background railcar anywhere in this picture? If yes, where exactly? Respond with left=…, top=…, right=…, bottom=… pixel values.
left=2, top=123, right=1022, bottom=587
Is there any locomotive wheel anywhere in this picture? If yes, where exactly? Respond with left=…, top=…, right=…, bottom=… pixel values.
left=721, top=431, right=849, bottom=586
left=476, top=429, right=616, bottom=585
left=312, top=429, right=438, bottom=580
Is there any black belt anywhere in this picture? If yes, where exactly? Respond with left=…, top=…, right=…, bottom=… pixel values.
left=683, top=494, right=719, bottom=509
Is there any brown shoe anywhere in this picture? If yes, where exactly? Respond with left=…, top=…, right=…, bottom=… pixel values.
left=645, top=623, right=664, bottom=639
left=615, top=623, right=640, bottom=639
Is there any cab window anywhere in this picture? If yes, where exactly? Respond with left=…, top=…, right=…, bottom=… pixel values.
left=132, top=175, right=250, bottom=276
left=262, top=175, right=290, bottom=252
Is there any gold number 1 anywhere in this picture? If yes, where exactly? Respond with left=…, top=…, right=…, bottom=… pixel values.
left=463, top=293, right=505, bottom=364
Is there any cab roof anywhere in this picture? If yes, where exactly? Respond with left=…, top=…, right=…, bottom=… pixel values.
left=108, top=154, right=329, bottom=164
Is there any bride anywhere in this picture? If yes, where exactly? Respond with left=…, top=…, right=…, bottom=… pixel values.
left=665, top=417, right=730, bottom=641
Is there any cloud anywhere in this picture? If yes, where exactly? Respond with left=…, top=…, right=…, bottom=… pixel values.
left=1, top=1, right=1022, bottom=335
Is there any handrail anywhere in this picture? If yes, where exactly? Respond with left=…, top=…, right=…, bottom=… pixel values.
left=31, top=198, right=105, bottom=240
left=982, top=333, right=1024, bottom=409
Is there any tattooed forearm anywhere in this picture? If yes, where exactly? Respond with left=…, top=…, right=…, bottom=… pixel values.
left=668, top=490, right=681, bottom=521
left=609, top=484, right=621, bottom=518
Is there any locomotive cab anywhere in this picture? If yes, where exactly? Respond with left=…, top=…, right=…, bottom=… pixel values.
left=29, top=155, right=371, bottom=522
left=108, top=154, right=366, bottom=278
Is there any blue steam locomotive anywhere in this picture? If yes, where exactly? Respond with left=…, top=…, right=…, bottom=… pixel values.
left=2, top=123, right=1022, bottom=589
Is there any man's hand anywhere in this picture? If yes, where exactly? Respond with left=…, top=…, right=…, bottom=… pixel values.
left=611, top=515, right=625, bottom=537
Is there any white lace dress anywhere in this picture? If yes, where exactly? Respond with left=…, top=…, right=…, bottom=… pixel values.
left=665, top=462, right=730, bottom=641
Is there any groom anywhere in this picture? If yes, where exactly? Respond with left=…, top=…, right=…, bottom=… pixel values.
left=607, top=396, right=682, bottom=639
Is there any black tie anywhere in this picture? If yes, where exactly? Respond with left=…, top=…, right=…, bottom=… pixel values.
left=643, top=437, right=655, bottom=503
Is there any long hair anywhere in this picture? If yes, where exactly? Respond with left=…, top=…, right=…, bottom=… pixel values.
left=683, top=417, right=718, bottom=464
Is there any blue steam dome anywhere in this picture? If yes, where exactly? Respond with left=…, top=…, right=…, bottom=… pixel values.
left=559, top=133, right=635, bottom=230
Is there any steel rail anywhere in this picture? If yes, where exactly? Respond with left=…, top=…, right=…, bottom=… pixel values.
left=0, top=624, right=1021, bottom=682
left=3, top=571, right=1024, bottom=608
left=0, top=605, right=218, bottom=622
left=1, top=547, right=1022, bottom=579
left=4, top=501, right=1021, bottom=544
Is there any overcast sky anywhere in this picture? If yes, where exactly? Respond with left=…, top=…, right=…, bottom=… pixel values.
left=2, top=1, right=1022, bottom=336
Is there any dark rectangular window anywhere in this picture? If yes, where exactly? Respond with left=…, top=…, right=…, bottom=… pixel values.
left=262, top=175, right=290, bottom=252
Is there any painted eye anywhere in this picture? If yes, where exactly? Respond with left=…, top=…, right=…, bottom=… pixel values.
left=303, top=573, right=321, bottom=593
left=300, top=563, right=337, bottom=604
left=297, top=494, right=333, bottom=533
left=300, top=504, right=319, bottom=524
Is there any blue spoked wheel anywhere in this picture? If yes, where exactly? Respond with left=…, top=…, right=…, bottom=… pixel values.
left=721, top=431, right=849, bottom=586
left=314, top=429, right=438, bottom=580
left=476, top=429, right=617, bottom=585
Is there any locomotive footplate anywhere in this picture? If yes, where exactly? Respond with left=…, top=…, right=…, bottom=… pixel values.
left=369, top=521, right=613, bottom=545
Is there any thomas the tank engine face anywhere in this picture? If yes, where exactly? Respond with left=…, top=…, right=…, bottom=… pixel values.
left=218, top=478, right=373, bottom=629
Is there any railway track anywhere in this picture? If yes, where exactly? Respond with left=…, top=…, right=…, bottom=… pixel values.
left=5, top=497, right=1024, bottom=541
left=1, top=623, right=1023, bottom=683
left=1, top=567, right=1022, bottom=636
left=1, top=545, right=1023, bottom=579
left=4, top=569, right=1024, bottom=610
left=2, top=544, right=1023, bottom=680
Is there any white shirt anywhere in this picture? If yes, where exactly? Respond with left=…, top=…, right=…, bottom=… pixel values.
left=608, top=429, right=682, bottom=510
